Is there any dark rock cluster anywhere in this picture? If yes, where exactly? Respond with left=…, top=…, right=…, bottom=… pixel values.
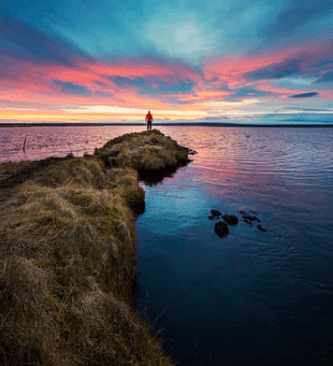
left=209, top=209, right=238, bottom=238
left=237, top=209, right=267, bottom=232
left=238, top=210, right=261, bottom=223
left=208, top=208, right=267, bottom=238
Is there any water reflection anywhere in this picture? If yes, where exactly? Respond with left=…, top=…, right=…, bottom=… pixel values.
left=135, top=127, right=333, bottom=366
left=0, top=125, right=146, bottom=163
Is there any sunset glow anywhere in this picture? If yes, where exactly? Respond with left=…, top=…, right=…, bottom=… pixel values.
left=1, top=1, right=332, bottom=124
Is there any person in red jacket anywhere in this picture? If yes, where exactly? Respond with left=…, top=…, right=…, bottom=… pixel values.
left=145, top=110, right=153, bottom=131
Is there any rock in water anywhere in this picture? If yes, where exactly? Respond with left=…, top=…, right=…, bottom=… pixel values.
left=214, top=221, right=229, bottom=237
left=257, top=224, right=266, bottom=232
left=222, top=214, right=238, bottom=225
left=210, top=209, right=222, bottom=216
left=242, top=214, right=261, bottom=222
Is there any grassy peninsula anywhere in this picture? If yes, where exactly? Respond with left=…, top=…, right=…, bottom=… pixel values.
left=0, top=130, right=190, bottom=366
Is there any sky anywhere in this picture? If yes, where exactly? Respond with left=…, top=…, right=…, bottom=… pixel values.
left=0, top=0, right=333, bottom=124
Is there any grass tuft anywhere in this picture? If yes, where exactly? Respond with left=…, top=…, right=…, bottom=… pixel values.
left=95, top=130, right=190, bottom=179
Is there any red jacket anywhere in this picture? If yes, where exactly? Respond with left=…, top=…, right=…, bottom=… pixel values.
left=146, top=112, right=153, bottom=121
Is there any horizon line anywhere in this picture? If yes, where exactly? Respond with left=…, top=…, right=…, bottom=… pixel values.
left=0, top=122, right=333, bottom=128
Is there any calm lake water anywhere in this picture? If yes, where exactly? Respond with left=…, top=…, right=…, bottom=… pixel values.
left=1, top=125, right=333, bottom=365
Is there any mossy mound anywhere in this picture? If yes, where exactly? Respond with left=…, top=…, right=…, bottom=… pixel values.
left=0, top=130, right=186, bottom=365
left=94, top=130, right=189, bottom=178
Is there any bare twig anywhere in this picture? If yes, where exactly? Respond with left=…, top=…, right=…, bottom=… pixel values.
left=22, top=137, right=27, bottom=152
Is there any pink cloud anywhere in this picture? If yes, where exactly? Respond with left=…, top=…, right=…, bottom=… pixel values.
left=0, top=55, right=201, bottom=108
left=203, top=40, right=333, bottom=88
left=1, top=38, right=332, bottom=123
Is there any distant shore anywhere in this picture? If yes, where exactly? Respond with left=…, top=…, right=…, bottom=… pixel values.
left=0, top=122, right=332, bottom=127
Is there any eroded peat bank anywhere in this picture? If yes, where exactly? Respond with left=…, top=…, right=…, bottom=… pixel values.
left=0, top=130, right=191, bottom=366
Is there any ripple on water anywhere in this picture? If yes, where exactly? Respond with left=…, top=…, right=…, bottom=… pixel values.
left=1, top=125, right=333, bottom=365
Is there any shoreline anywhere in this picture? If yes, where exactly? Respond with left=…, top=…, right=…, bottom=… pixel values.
left=0, top=130, right=190, bottom=365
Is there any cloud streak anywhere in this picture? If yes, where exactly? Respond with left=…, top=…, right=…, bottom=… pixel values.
left=289, top=92, right=319, bottom=98
left=0, top=1, right=333, bottom=124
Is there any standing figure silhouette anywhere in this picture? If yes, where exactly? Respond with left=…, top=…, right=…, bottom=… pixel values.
left=145, top=110, right=153, bottom=131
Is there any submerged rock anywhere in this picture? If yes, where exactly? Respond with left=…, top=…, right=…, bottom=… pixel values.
left=210, top=209, right=222, bottom=216
left=238, top=209, right=261, bottom=222
left=242, top=214, right=261, bottom=222
left=257, top=224, right=267, bottom=232
left=214, top=221, right=229, bottom=237
left=222, top=214, right=238, bottom=225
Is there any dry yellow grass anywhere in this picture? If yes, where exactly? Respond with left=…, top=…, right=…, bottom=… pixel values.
left=94, top=130, right=189, bottom=176
left=0, top=130, right=188, bottom=366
